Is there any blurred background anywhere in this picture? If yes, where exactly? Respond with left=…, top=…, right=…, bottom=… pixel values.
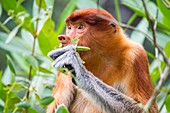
left=0, top=0, right=170, bottom=113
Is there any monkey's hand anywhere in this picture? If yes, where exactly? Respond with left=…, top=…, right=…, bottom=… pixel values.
left=48, top=45, right=143, bottom=113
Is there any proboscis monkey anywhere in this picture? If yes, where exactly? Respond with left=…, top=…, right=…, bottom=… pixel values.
left=47, top=8, right=159, bottom=113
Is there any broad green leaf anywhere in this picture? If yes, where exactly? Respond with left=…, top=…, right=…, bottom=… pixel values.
left=1, top=0, right=34, bottom=33
left=56, top=104, right=69, bottom=113
left=0, top=32, right=30, bottom=54
left=157, top=0, right=170, bottom=19
left=56, top=0, right=78, bottom=35
left=164, top=41, right=170, bottom=58
left=28, top=108, right=38, bottom=113
left=8, top=96, right=20, bottom=110
left=40, top=96, right=54, bottom=106
left=121, top=0, right=170, bottom=31
left=131, top=18, right=148, bottom=44
left=0, top=71, right=2, bottom=94
left=2, top=67, right=13, bottom=85
left=148, top=30, right=170, bottom=48
left=77, top=0, right=101, bottom=9
left=3, top=83, right=25, bottom=93
left=150, top=67, right=160, bottom=84
left=166, top=95, right=170, bottom=112
left=6, top=55, right=16, bottom=76
left=38, top=66, right=53, bottom=74
left=15, top=102, right=31, bottom=109
left=36, top=0, right=47, bottom=10
left=0, top=3, right=2, bottom=17
left=5, top=25, right=21, bottom=44
left=121, top=0, right=146, bottom=16
left=38, top=17, right=59, bottom=55
left=35, top=93, right=41, bottom=102
left=25, top=54, right=38, bottom=68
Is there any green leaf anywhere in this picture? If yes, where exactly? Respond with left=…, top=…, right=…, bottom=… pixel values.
left=0, top=3, right=2, bottom=17
left=36, top=0, right=47, bottom=10
left=40, top=96, right=54, bottom=106
left=121, top=0, right=170, bottom=31
left=131, top=18, right=148, bottom=44
left=121, top=0, right=145, bottom=16
left=8, top=96, right=20, bottom=110
left=164, top=41, right=170, bottom=58
left=157, top=0, right=170, bottom=19
left=4, top=83, right=25, bottom=93
left=1, top=0, right=34, bottom=33
left=71, top=38, right=79, bottom=46
left=0, top=32, right=30, bottom=54
left=35, top=93, right=41, bottom=102
left=56, top=0, right=78, bottom=35
left=38, top=17, right=59, bottom=55
left=25, top=54, right=38, bottom=68
left=166, top=94, right=170, bottom=112
left=5, top=25, right=21, bottom=44
left=57, top=68, right=67, bottom=73
left=77, top=0, right=101, bottom=9
left=15, top=102, right=31, bottom=109
left=28, top=107, right=38, bottom=113
left=0, top=71, right=3, bottom=94
left=76, top=46, right=90, bottom=51
left=6, top=55, right=16, bottom=76
left=56, top=104, right=70, bottom=113
left=38, top=66, right=53, bottom=74
left=148, top=30, right=170, bottom=48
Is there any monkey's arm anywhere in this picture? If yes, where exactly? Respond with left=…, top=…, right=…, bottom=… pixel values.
left=47, top=72, right=75, bottom=113
left=48, top=45, right=143, bottom=113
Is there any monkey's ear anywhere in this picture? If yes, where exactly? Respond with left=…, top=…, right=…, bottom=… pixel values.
left=109, top=21, right=116, bottom=33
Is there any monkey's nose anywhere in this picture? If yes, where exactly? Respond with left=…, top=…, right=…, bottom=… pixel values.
left=58, top=35, right=66, bottom=40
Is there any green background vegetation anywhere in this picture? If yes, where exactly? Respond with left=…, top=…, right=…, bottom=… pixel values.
left=0, top=0, right=170, bottom=113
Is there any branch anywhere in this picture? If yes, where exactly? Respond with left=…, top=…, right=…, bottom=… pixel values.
left=26, top=0, right=42, bottom=99
left=145, top=63, right=170, bottom=111
left=120, top=23, right=169, bottom=67
left=141, top=0, right=170, bottom=112
left=141, top=0, right=169, bottom=66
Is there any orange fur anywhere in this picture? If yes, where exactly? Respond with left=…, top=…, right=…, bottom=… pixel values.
left=47, top=8, right=159, bottom=113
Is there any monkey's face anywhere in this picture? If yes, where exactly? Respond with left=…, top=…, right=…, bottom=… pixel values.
left=66, top=21, right=88, bottom=40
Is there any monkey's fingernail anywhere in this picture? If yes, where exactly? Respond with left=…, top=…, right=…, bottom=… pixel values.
left=58, top=36, right=65, bottom=40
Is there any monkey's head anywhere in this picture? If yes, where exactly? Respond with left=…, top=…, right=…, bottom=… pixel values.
left=59, top=8, right=122, bottom=61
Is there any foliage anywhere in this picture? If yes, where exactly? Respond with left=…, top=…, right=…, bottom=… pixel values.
left=0, top=0, right=170, bottom=113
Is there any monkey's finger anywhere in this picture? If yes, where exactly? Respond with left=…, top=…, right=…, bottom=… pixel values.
left=52, top=50, right=76, bottom=68
left=48, top=45, right=76, bottom=60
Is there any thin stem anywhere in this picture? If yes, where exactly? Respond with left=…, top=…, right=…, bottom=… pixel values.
left=120, top=23, right=169, bottom=66
left=0, top=22, right=10, bottom=33
left=141, top=0, right=170, bottom=112
left=114, top=0, right=121, bottom=22
left=145, top=65, right=170, bottom=111
left=141, top=0, right=169, bottom=65
left=26, top=0, right=42, bottom=99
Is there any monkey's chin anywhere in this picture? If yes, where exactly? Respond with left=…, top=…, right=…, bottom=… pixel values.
left=78, top=51, right=91, bottom=63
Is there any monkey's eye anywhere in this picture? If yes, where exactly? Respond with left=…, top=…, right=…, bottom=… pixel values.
left=67, top=25, right=71, bottom=30
left=78, top=24, right=84, bottom=30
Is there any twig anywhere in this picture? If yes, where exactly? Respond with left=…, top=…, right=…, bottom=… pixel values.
left=26, top=0, right=42, bottom=99
left=120, top=23, right=168, bottom=66
left=141, top=0, right=170, bottom=112
left=141, top=0, right=169, bottom=66
left=145, top=64, right=170, bottom=111
left=114, top=0, right=121, bottom=22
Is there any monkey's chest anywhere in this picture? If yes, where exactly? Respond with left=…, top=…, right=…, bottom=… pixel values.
left=68, top=89, right=104, bottom=113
